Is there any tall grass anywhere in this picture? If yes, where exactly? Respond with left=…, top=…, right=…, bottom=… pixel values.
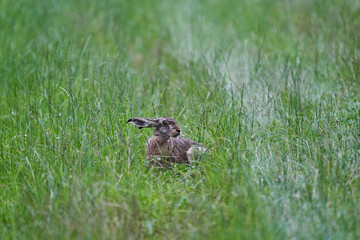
left=1, top=0, right=359, bottom=239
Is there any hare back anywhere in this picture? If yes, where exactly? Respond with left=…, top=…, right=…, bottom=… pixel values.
left=145, top=136, right=202, bottom=163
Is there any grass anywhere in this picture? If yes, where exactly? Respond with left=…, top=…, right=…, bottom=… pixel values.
left=0, top=0, right=360, bottom=239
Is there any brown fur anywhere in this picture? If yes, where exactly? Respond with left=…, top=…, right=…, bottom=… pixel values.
left=127, top=117, right=206, bottom=166
left=145, top=136, right=202, bottom=164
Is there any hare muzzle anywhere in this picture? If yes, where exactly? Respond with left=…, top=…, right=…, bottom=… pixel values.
left=171, top=128, right=181, bottom=137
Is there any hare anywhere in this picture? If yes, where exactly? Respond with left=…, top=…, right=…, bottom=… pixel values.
left=127, top=117, right=206, bottom=165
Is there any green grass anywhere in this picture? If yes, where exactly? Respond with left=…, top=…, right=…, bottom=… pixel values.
left=1, top=0, right=360, bottom=239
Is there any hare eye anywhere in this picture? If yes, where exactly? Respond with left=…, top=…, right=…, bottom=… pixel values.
left=162, top=120, right=168, bottom=125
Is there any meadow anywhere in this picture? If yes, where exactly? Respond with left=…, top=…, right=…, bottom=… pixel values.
left=1, top=0, right=360, bottom=239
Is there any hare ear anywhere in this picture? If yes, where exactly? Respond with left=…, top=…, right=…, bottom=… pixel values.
left=127, top=118, right=158, bottom=129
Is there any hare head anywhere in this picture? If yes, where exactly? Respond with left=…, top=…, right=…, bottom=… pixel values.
left=127, top=117, right=181, bottom=138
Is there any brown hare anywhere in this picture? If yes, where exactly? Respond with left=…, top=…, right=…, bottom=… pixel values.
left=127, top=117, right=206, bottom=166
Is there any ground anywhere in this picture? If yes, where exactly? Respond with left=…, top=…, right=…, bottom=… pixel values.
left=1, top=0, right=360, bottom=239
